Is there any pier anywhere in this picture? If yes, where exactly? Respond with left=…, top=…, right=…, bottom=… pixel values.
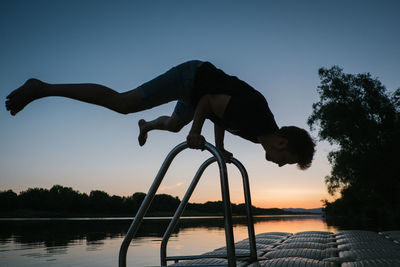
left=170, top=230, right=400, bottom=266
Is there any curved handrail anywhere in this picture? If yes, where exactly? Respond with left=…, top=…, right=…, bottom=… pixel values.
left=160, top=157, right=217, bottom=265
left=118, top=141, right=236, bottom=267
left=160, top=157, right=257, bottom=265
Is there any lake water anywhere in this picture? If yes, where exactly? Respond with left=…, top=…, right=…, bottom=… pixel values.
left=0, top=215, right=339, bottom=266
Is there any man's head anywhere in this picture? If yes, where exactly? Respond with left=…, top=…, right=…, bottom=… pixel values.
left=260, top=126, right=316, bottom=169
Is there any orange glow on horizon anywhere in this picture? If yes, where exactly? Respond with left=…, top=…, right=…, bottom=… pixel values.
left=252, top=199, right=324, bottom=209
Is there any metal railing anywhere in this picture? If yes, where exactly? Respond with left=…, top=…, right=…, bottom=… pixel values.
left=119, top=141, right=257, bottom=266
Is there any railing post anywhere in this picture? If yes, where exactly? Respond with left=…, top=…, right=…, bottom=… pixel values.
left=119, top=142, right=187, bottom=267
left=205, top=143, right=236, bottom=267
left=231, top=158, right=257, bottom=262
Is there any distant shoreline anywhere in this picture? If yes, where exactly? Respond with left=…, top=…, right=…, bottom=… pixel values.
left=0, top=210, right=322, bottom=219
left=0, top=214, right=322, bottom=221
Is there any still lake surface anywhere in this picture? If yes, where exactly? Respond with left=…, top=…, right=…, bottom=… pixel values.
left=1, top=215, right=340, bottom=266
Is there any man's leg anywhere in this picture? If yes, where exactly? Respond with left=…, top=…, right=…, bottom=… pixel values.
left=5, top=78, right=150, bottom=116
left=138, top=112, right=185, bottom=146
left=6, top=61, right=201, bottom=116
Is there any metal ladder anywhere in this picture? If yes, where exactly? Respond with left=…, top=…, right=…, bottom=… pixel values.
left=119, top=141, right=257, bottom=266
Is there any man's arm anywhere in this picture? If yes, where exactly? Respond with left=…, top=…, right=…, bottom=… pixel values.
left=187, top=94, right=231, bottom=149
left=187, top=95, right=211, bottom=149
left=214, top=124, right=233, bottom=162
left=214, top=123, right=225, bottom=149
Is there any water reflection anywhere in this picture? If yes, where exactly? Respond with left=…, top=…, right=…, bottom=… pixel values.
left=0, top=216, right=332, bottom=246
left=0, top=215, right=337, bottom=266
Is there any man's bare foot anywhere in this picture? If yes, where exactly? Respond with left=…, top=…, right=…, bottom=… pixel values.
left=5, top=78, right=45, bottom=116
left=138, top=119, right=148, bottom=146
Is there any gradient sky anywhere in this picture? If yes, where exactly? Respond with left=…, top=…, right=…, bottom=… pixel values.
left=1, top=0, right=399, bottom=209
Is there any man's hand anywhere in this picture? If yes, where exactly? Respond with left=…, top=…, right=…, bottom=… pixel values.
left=187, top=133, right=205, bottom=149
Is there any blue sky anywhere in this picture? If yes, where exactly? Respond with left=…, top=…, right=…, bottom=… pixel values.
left=1, top=0, right=399, bottom=208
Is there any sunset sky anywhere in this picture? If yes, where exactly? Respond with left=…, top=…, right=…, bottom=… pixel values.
left=1, top=0, right=399, bottom=209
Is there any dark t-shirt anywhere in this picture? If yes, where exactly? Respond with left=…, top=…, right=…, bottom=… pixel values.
left=193, top=62, right=279, bottom=143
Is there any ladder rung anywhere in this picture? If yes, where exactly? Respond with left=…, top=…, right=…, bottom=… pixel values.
left=166, top=253, right=252, bottom=261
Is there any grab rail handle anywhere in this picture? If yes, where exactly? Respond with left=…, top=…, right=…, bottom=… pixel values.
left=160, top=157, right=257, bottom=265
left=118, top=141, right=236, bottom=267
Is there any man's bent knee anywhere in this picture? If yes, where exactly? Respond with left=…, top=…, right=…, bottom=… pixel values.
left=167, top=118, right=184, bottom=133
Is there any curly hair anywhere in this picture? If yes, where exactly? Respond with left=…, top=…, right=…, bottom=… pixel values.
left=277, top=126, right=316, bottom=170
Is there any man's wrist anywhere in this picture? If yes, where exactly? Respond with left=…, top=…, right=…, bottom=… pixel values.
left=189, top=130, right=200, bottom=135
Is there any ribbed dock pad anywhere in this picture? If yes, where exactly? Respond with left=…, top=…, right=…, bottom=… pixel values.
left=170, top=230, right=400, bottom=266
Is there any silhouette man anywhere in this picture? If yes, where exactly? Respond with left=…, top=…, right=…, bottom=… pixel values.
left=6, top=60, right=315, bottom=168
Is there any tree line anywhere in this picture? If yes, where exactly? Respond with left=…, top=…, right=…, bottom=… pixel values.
left=0, top=185, right=293, bottom=217
left=308, top=66, right=400, bottom=228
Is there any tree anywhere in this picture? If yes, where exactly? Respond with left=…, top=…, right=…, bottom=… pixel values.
left=18, top=188, right=51, bottom=211
left=0, top=190, right=18, bottom=212
left=308, top=66, right=400, bottom=226
left=49, top=185, right=84, bottom=212
left=150, top=194, right=180, bottom=213
left=89, top=190, right=111, bottom=213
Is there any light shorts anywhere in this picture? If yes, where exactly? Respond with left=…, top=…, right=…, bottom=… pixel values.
left=137, top=60, right=202, bottom=125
